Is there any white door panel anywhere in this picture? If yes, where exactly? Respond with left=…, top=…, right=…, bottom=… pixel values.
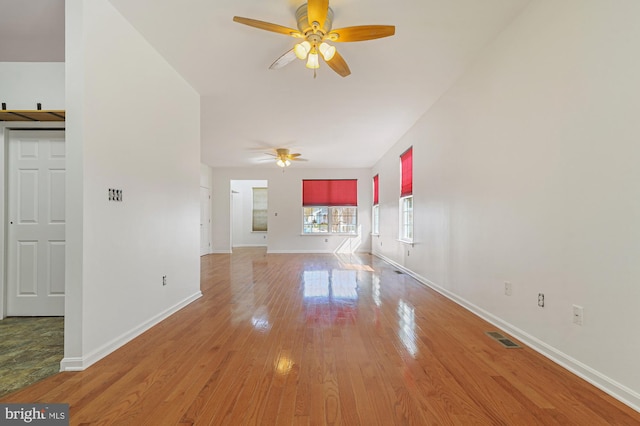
left=7, top=130, right=66, bottom=316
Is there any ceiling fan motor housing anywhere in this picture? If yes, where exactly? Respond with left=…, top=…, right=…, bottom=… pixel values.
left=296, top=4, right=334, bottom=36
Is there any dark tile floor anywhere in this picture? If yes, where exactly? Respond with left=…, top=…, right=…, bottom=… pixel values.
left=0, top=316, right=64, bottom=397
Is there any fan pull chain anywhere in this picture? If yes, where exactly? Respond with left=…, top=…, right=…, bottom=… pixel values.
left=314, top=68, right=317, bottom=79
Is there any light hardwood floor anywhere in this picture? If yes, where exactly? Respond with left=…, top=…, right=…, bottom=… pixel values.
left=2, top=248, right=639, bottom=425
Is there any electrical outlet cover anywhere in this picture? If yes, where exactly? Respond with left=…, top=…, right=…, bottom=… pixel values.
left=504, top=282, right=512, bottom=296
left=572, top=305, right=584, bottom=325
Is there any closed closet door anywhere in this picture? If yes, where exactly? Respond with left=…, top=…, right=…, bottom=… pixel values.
left=7, top=130, right=66, bottom=316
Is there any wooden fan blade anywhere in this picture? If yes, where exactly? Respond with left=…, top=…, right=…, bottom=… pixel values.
left=291, top=157, right=308, bottom=162
left=324, top=51, right=351, bottom=77
left=233, top=16, right=302, bottom=37
left=269, top=49, right=298, bottom=70
left=307, top=0, right=329, bottom=28
left=328, top=25, right=395, bottom=42
left=289, top=153, right=302, bottom=158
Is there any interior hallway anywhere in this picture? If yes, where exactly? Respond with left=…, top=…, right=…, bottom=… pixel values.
left=1, top=248, right=638, bottom=424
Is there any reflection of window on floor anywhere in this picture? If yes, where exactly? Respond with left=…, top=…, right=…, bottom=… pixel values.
left=303, top=269, right=358, bottom=325
left=302, top=270, right=357, bottom=300
left=398, top=300, right=417, bottom=358
left=331, top=270, right=357, bottom=299
left=372, top=274, right=381, bottom=307
left=251, top=306, right=270, bottom=332
left=303, top=271, right=330, bottom=298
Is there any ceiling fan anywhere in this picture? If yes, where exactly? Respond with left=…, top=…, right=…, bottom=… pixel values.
left=266, top=148, right=307, bottom=167
left=233, top=0, right=395, bottom=77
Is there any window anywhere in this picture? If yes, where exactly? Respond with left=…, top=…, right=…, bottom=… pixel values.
left=252, top=187, right=268, bottom=231
left=399, top=147, right=413, bottom=242
left=372, top=174, right=379, bottom=234
left=302, top=179, right=358, bottom=234
left=400, top=196, right=413, bottom=240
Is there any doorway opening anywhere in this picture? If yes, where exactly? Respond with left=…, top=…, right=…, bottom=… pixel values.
left=0, top=124, right=66, bottom=396
left=230, top=180, right=268, bottom=250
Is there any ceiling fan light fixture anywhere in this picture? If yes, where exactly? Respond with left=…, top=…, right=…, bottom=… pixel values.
left=276, top=158, right=291, bottom=168
left=319, top=42, right=336, bottom=61
left=306, top=51, right=320, bottom=69
left=294, top=41, right=311, bottom=59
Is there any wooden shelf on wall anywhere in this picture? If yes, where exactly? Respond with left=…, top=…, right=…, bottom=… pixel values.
left=0, top=110, right=65, bottom=122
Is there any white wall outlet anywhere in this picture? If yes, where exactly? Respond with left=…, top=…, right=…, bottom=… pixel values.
left=538, top=293, right=545, bottom=307
left=573, top=305, right=584, bottom=325
left=504, top=281, right=512, bottom=296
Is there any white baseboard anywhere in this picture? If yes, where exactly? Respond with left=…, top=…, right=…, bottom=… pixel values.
left=373, top=252, right=640, bottom=413
left=60, top=291, right=202, bottom=372
left=210, top=249, right=232, bottom=254
left=267, top=249, right=335, bottom=254
left=232, top=244, right=267, bottom=248
left=267, top=249, right=371, bottom=254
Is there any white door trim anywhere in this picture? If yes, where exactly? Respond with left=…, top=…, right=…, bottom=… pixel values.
left=0, top=121, right=65, bottom=319
left=200, top=186, right=211, bottom=256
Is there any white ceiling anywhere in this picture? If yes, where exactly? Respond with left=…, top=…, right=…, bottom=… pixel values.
left=2, top=0, right=531, bottom=169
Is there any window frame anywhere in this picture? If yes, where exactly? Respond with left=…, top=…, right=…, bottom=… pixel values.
left=372, top=205, right=380, bottom=235
left=399, top=195, right=413, bottom=242
left=302, top=205, right=358, bottom=235
left=372, top=174, right=380, bottom=235
left=302, top=179, right=358, bottom=236
left=251, top=187, right=268, bottom=232
left=399, top=147, right=413, bottom=243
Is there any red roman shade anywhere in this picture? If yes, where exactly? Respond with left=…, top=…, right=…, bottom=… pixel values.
left=373, top=175, right=379, bottom=205
left=303, top=179, right=358, bottom=206
left=400, top=147, right=413, bottom=197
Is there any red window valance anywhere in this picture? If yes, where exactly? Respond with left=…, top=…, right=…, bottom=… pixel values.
left=303, top=179, right=358, bottom=206
left=400, top=147, right=413, bottom=197
left=373, top=175, right=379, bottom=205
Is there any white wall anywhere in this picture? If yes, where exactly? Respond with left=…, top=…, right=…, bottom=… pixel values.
left=0, top=62, right=65, bottom=110
left=200, top=163, right=212, bottom=188
left=231, top=180, right=268, bottom=247
left=211, top=168, right=371, bottom=254
left=372, top=0, right=640, bottom=410
left=63, top=0, right=201, bottom=369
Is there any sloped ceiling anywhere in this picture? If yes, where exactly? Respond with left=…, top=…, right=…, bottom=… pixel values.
left=1, top=0, right=531, bottom=168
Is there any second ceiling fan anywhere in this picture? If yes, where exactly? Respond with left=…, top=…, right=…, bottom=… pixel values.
left=233, top=0, right=395, bottom=77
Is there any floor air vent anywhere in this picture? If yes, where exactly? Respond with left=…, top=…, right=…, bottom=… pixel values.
left=485, top=331, right=521, bottom=349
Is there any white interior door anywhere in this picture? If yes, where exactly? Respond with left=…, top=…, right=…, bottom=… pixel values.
left=200, top=186, right=211, bottom=255
left=7, top=130, right=66, bottom=316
